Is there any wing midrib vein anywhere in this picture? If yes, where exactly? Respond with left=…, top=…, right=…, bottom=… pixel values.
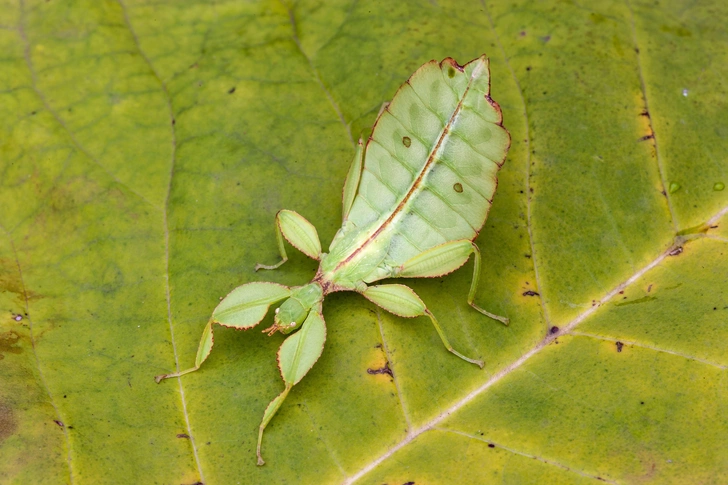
left=335, top=66, right=479, bottom=270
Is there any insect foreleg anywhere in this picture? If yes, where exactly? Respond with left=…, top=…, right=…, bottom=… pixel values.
left=255, top=209, right=322, bottom=271
left=154, top=282, right=291, bottom=383
left=257, top=304, right=326, bottom=465
left=361, top=284, right=484, bottom=368
left=395, top=240, right=509, bottom=325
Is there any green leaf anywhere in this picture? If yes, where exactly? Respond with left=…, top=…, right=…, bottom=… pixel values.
left=1, top=0, right=726, bottom=483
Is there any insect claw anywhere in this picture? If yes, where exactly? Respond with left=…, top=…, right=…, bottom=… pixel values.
left=262, top=323, right=281, bottom=336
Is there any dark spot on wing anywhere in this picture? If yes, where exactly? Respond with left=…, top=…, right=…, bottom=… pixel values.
left=448, top=66, right=456, bottom=78
left=453, top=182, right=463, bottom=193
left=402, top=136, right=411, bottom=147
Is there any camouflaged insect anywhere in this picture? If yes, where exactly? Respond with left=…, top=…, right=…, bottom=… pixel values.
left=156, top=54, right=511, bottom=465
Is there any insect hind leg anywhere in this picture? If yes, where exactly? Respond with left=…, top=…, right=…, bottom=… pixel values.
left=396, top=239, right=509, bottom=325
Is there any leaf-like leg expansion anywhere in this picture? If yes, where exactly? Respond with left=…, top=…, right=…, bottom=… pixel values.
left=362, top=284, right=484, bottom=368
left=255, top=210, right=322, bottom=271
left=154, top=282, right=291, bottom=383
left=257, top=304, right=326, bottom=465
left=257, top=386, right=290, bottom=466
left=396, top=240, right=509, bottom=325
left=342, top=138, right=364, bottom=222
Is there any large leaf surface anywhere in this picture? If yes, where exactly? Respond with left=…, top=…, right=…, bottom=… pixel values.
left=1, top=0, right=727, bottom=483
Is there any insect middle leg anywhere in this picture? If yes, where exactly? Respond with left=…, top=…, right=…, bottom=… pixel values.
left=396, top=239, right=509, bottom=325
left=362, top=284, right=484, bottom=367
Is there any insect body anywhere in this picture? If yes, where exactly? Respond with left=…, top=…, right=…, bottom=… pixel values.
left=156, top=55, right=510, bottom=465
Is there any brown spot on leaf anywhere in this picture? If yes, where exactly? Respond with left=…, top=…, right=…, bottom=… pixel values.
left=668, top=246, right=683, bottom=256
left=0, top=331, right=23, bottom=358
left=367, top=362, right=393, bottom=377
left=550, top=326, right=559, bottom=334
left=523, top=290, right=539, bottom=297
left=0, top=402, right=17, bottom=443
left=177, top=433, right=190, bottom=439
left=228, top=87, right=236, bottom=94
left=616, top=341, right=624, bottom=352
left=488, top=443, right=495, bottom=448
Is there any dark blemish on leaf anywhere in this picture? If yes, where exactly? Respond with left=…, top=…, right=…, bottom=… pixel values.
left=640, top=110, right=650, bottom=117
left=520, top=31, right=526, bottom=36
left=526, top=66, right=531, bottom=71
left=54, top=420, right=65, bottom=428
left=640, top=401, right=644, bottom=405
left=660, top=24, right=692, bottom=37
left=403, top=482, right=415, bottom=485
left=374, top=343, right=382, bottom=349
left=30, top=111, right=36, bottom=115
left=638, top=134, right=654, bottom=142
left=172, top=119, right=176, bottom=126
left=0, top=402, right=17, bottom=443
left=619, top=291, right=624, bottom=294
left=525, top=254, right=531, bottom=258
left=541, top=35, right=551, bottom=42
left=615, top=295, right=656, bottom=307
left=668, top=246, right=683, bottom=256
left=228, top=87, right=236, bottom=94
left=529, top=187, right=534, bottom=193
left=550, top=326, right=559, bottom=334
left=448, top=66, right=456, bottom=78
left=402, top=136, right=411, bottom=147
left=453, top=183, right=463, bottom=193
left=0, top=331, right=22, bottom=357
left=13, top=314, right=22, bottom=321
left=367, top=362, right=393, bottom=377
left=616, top=341, right=624, bottom=352
left=177, top=433, right=190, bottom=439
left=647, top=284, right=653, bottom=292
left=488, top=443, right=495, bottom=448
left=523, top=290, right=539, bottom=297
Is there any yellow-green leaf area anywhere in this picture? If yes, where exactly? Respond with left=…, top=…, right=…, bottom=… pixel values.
left=0, top=0, right=726, bottom=484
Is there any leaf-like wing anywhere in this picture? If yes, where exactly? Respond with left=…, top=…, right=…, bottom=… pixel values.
left=344, top=55, right=510, bottom=266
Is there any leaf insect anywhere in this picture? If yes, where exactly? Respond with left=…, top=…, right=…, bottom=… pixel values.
left=156, top=55, right=511, bottom=465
